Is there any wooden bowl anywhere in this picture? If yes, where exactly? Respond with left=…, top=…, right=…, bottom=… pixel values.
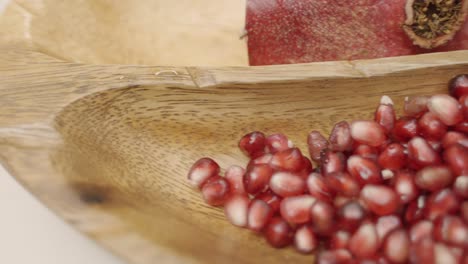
left=0, top=1, right=467, bottom=264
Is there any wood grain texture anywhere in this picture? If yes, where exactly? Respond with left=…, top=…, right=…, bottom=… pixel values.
left=1, top=2, right=468, bottom=264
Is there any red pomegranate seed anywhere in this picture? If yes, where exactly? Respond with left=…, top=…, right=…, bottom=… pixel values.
left=307, top=131, right=329, bottom=162
left=394, top=170, right=419, bottom=204
left=375, top=95, right=396, bottom=133
left=460, top=95, right=468, bottom=118
left=427, top=94, right=463, bottom=126
left=294, top=225, right=317, bottom=254
left=454, top=175, right=468, bottom=198
left=187, top=157, right=220, bottom=188
left=317, top=249, right=352, bottom=264
left=375, top=215, right=402, bottom=242
left=248, top=153, right=273, bottom=167
left=326, top=172, right=360, bottom=198
left=307, top=172, right=334, bottom=202
left=454, top=121, right=468, bottom=133
left=264, top=217, right=293, bottom=248
left=224, top=165, right=246, bottom=195
left=201, top=176, right=230, bottom=206
left=255, top=190, right=281, bottom=212
left=310, top=200, right=335, bottom=235
left=329, top=230, right=351, bottom=250
left=347, top=155, right=383, bottom=186
left=434, top=215, right=468, bottom=248
left=239, top=131, right=266, bottom=158
left=415, top=165, right=454, bottom=191
left=383, top=228, right=410, bottom=264
left=333, top=196, right=353, bottom=208
left=404, top=96, right=429, bottom=118
left=461, top=201, right=468, bottom=223
left=407, top=137, right=441, bottom=169
left=378, top=143, right=407, bottom=170
left=392, top=117, right=419, bottom=143
left=297, top=157, right=313, bottom=180
left=434, top=243, right=459, bottom=264
left=270, top=147, right=305, bottom=172
left=329, top=121, right=353, bottom=152
left=349, top=222, right=379, bottom=258
left=448, top=247, right=464, bottom=264
left=409, top=237, right=435, bottom=264
left=224, top=194, right=249, bottom=227
left=321, top=150, right=346, bottom=176
left=418, top=112, right=448, bottom=140
left=409, top=220, right=434, bottom=243
left=443, top=144, right=468, bottom=176
left=337, top=201, right=367, bottom=232
left=448, top=74, right=468, bottom=99
left=269, top=171, right=306, bottom=197
left=354, top=144, right=379, bottom=161
left=280, top=195, right=316, bottom=224
left=442, top=131, right=468, bottom=149
left=265, top=133, right=293, bottom=153
left=427, top=139, right=442, bottom=152
left=244, top=164, right=273, bottom=195
left=350, top=120, right=387, bottom=147
left=361, top=184, right=400, bottom=216
left=247, top=199, right=273, bottom=232
left=424, top=188, right=459, bottom=220
left=405, top=196, right=427, bottom=224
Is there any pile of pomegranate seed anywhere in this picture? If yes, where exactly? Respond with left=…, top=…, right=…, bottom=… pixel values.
left=187, top=74, right=468, bottom=263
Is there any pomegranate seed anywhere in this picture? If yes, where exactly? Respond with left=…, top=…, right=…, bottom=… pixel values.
left=349, top=222, right=379, bottom=258
left=427, top=139, right=442, bottom=152
left=415, top=165, right=454, bottom=191
left=405, top=196, right=427, bottom=224
left=239, top=131, right=266, bottom=158
left=248, top=153, right=273, bottom=167
left=351, top=120, right=387, bottom=147
left=321, top=150, right=346, bottom=176
left=427, top=94, right=463, bottom=126
left=247, top=199, right=273, bottom=232
left=433, top=215, right=468, bottom=247
left=310, top=200, right=335, bottom=235
left=255, top=190, right=281, bottom=212
left=329, top=230, right=351, bottom=249
left=361, top=184, right=400, bottom=216
left=187, top=157, right=220, bottom=188
left=394, top=170, right=419, bottom=204
left=375, top=95, right=396, bottom=133
left=448, top=246, right=464, bottom=263
left=378, top=143, right=407, bottom=170
left=224, top=165, right=246, bottom=195
left=443, top=144, right=468, bottom=176
left=307, top=131, right=329, bottom=162
left=460, top=95, right=468, bottom=119
left=329, top=121, right=353, bottom=152
left=424, top=188, right=459, bottom=220
left=294, top=225, right=317, bottom=254
left=448, top=74, right=468, bottom=98
left=297, top=157, right=313, bottom=180
left=307, top=172, right=334, bottom=202
left=244, top=164, right=273, bottom=195
left=354, top=144, right=379, bottom=161
left=337, top=201, right=367, bottom=232
left=454, top=175, right=468, bottom=198
left=347, top=155, right=382, bottom=185
left=280, top=195, right=316, bottom=224
left=270, top=147, right=305, bottom=172
left=224, top=194, right=249, bottom=227
left=409, top=220, right=433, bottom=242
left=264, top=217, right=292, bottom=248
left=265, top=133, right=293, bottom=153
left=269, top=171, right=306, bottom=197
left=392, top=117, right=419, bottom=142
left=383, top=229, right=410, bottom=264
left=454, top=121, right=468, bottom=133
left=407, top=137, right=441, bottom=169
left=333, top=196, right=354, bottom=208
left=442, top=131, right=468, bottom=149
left=317, top=249, right=352, bottom=264
left=434, top=243, right=458, bottom=264
left=418, top=112, right=448, bottom=140
left=326, top=172, right=360, bottom=197
left=409, top=237, right=435, bottom=264
left=201, top=176, right=230, bottom=206
left=461, top=201, right=468, bottom=223
left=404, top=96, right=429, bottom=118
left=375, top=215, right=402, bottom=242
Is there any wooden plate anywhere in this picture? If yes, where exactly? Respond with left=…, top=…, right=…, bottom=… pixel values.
left=0, top=1, right=467, bottom=264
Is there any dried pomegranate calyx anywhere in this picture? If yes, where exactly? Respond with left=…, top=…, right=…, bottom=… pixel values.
left=403, top=0, right=468, bottom=49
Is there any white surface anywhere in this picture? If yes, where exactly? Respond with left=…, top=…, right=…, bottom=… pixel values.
left=0, top=165, right=125, bottom=264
